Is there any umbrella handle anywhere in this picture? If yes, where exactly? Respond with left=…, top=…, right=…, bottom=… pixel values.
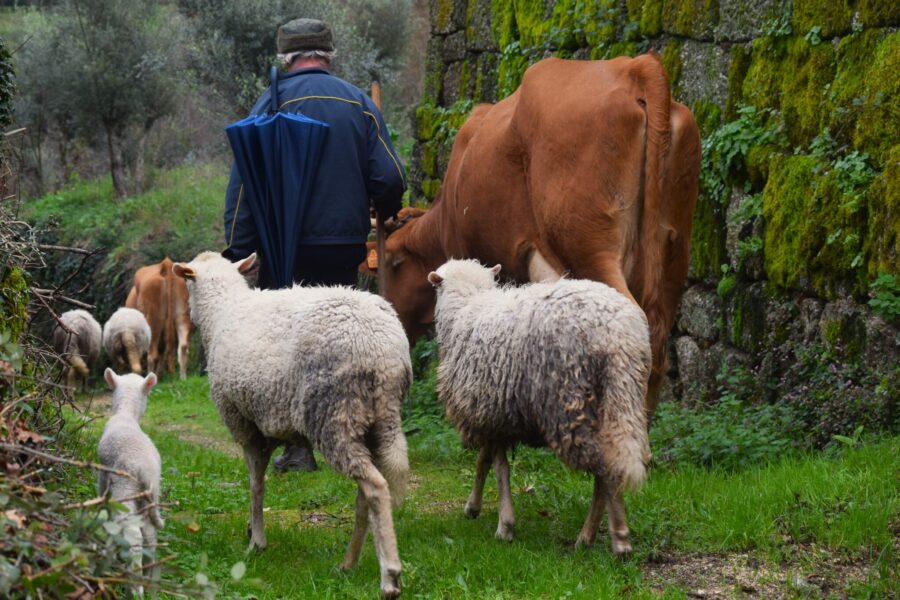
left=269, top=66, right=280, bottom=114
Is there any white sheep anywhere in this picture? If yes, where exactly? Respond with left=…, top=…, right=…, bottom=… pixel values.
left=427, top=259, right=651, bottom=555
left=97, top=368, right=163, bottom=593
left=52, top=309, right=102, bottom=397
left=103, top=307, right=152, bottom=375
left=173, top=252, right=411, bottom=599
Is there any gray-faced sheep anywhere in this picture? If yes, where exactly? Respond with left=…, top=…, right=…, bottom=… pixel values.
left=427, top=259, right=651, bottom=555
left=97, top=368, right=163, bottom=593
left=173, top=252, right=411, bottom=599
left=52, top=309, right=102, bottom=397
left=103, top=307, right=151, bottom=375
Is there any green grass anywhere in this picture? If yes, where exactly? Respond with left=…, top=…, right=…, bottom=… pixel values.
left=64, top=376, right=899, bottom=599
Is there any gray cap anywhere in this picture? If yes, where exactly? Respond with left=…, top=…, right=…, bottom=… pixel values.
left=277, top=18, right=334, bottom=53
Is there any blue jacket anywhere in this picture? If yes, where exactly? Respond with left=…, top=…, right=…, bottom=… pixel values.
left=223, top=67, right=406, bottom=260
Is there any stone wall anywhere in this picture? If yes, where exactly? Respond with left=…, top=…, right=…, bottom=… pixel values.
left=410, top=0, right=899, bottom=434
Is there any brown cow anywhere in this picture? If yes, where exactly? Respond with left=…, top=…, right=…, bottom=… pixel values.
left=126, top=257, right=192, bottom=379
left=368, top=54, right=700, bottom=415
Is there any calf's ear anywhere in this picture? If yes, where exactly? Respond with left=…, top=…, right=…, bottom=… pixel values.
left=237, top=253, right=257, bottom=274
left=104, top=367, right=117, bottom=390
left=173, top=263, right=196, bottom=280
left=427, top=272, right=444, bottom=287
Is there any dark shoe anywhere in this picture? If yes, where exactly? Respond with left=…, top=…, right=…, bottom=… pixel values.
left=273, top=445, right=319, bottom=473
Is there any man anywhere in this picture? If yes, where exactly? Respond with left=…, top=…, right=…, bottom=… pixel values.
left=222, top=18, right=406, bottom=472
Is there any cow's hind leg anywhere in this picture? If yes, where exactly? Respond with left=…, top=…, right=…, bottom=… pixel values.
left=575, top=475, right=606, bottom=548
left=464, top=445, right=492, bottom=519
left=494, top=447, right=515, bottom=542
left=606, top=484, right=633, bottom=556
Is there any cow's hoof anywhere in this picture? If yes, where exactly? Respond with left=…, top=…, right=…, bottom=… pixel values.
left=463, top=501, right=481, bottom=519
left=380, top=569, right=401, bottom=598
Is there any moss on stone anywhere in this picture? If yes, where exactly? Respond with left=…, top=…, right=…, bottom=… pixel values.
left=792, top=0, right=852, bottom=39
left=728, top=284, right=766, bottom=353
left=724, top=44, right=751, bottom=122
left=421, top=142, right=439, bottom=178
left=662, top=0, right=719, bottom=39
left=692, top=99, right=721, bottom=138
left=660, top=40, right=683, bottom=95
left=764, top=154, right=867, bottom=298
left=638, top=0, right=663, bottom=36
left=0, top=266, right=30, bottom=342
left=780, top=37, right=835, bottom=147
left=865, top=144, right=900, bottom=279
left=416, top=104, right=441, bottom=141
left=857, top=0, right=900, bottom=27
left=690, top=191, right=728, bottom=280
left=850, top=33, right=900, bottom=167
left=742, top=36, right=788, bottom=112
left=421, top=177, right=442, bottom=201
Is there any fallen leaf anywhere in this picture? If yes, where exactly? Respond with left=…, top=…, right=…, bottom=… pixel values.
left=186, top=521, right=201, bottom=533
left=4, top=509, right=25, bottom=528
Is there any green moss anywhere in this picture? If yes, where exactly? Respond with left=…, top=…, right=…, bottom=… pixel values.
left=660, top=39, right=683, bottom=95
left=728, top=285, right=766, bottom=353
left=780, top=37, right=835, bottom=147
left=742, top=36, right=788, bottom=112
left=865, top=145, right=900, bottom=279
left=691, top=100, right=721, bottom=138
left=724, top=44, right=751, bottom=122
left=421, top=177, right=442, bottom=201
left=662, top=0, right=719, bottom=39
left=745, top=144, right=778, bottom=189
left=415, top=104, right=440, bottom=141
left=435, top=0, right=455, bottom=32
left=850, top=33, right=900, bottom=167
left=0, top=266, right=30, bottom=342
left=820, top=310, right=866, bottom=360
left=458, top=59, right=472, bottom=101
left=635, top=0, right=663, bottom=36
left=792, top=0, right=852, bottom=39
left=690, top=191, right=727, bottom=280
left=497, top=42, right=529, bottom=99
left=421, top=142, right=438, bottom=178
left=857, top=0, right=900, bottom=27
left=763, top=154, right=867, bottom=298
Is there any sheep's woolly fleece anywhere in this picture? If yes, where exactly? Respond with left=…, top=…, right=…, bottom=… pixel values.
left=431, top=259, right=651, bottom=488
left=102, top=307, right=151, bottom=356
left=180, top=252, right=411, bottom=491
left=52, top=309, right=102, bottom=363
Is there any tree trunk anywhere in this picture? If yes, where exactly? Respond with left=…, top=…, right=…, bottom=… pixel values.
left=105, top=125, right=128, bottom=199
left=133, top=120, right=154, bottom=194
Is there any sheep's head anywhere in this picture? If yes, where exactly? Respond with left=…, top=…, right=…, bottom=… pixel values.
left=173, top=252, right=257, bottom=321
left=104, top=368, right=156, bottom=421
left=427, top=259, right=501, bottom=291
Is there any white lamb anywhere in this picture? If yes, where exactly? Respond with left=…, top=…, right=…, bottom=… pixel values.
left=97, top=368, right=163, bottom=592
left=173, top=252, right=411, bottom=599
left=103, top=307, right=152, bottom=375
left=52, top=309, right=102, bottom=397
left=427, top=259, right=651, bottom=555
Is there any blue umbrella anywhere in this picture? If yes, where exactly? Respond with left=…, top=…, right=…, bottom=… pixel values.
left=225, top=67, right=330, bottom=289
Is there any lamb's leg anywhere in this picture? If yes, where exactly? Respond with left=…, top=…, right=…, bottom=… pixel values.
left=339, top=487, right=369, bottom=570
left=464, top=445, right=492, bottom=519
left=575, top=475, right=606, bottom=548
left=358, top=464, right=401, bottom=599
left=141, top=521, right=160, bottom=597
left=605, top=484, right=632, bottom=556
left=243, top=443, right=273, bottom=551
left=494, top=447, right=515, bottom=542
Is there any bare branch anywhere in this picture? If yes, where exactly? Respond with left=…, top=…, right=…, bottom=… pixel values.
left=0, top=443, right=138, bottom=481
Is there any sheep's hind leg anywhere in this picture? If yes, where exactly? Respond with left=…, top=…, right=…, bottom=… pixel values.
left=339, top=487, right=368, bottom=570
left=575, top=475, right=606, bottom=548
left=494, top=447, right=515, bottom=542
left=605, top=484, right=632, bottom=556
left=243, top=442, right=274, bottom=551
left=354, top=463, right=401, bottom=598
left=464, top=446, right=492, bottom=519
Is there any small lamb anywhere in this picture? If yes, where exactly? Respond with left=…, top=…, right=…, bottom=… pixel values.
left=103, top=307, right=152, bottom=375
left=173, top=251, right=411, bottom=599
left=97, top=368, right=164, bottom=590
left=52, top=309, right=102, bottom=398
left=428, top=259, right=652, bottom=555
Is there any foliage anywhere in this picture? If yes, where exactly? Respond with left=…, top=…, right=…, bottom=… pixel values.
left=0, top=33, right=14, bottom=129
left=868, top=272, right=900, bottom=322
left=700, top=105, right=784, bottom=206
left=716, top=263, right=736, bottom=297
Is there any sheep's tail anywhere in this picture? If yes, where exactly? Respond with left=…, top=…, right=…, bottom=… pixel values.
left=374, top=415, right=409, bottom=509
left=598, top=333, right=652, bottom=492
left=69, top=354, right=89, bottom=379
left=122, top=331, right=142, bottom=374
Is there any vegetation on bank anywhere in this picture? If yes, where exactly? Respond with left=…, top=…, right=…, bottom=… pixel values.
left=61, top=371, right=899, bottom=599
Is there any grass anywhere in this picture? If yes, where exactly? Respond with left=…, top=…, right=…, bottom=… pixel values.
left=64, top=375, right=899, bottom=599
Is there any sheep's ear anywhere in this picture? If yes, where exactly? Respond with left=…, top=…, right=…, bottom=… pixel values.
left=143, top=372, right=157, bottom=394
left=427, top=272, right=444, bottom=287
left=173, top=263, right=196, bottom=280
left=237, top=253, right=257, bottom=274
left=490, top=264, right=502, bottom=277
left=104, top=368, right=117, bottom=390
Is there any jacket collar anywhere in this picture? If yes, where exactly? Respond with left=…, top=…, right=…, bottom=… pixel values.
left=283, top=66, right=331, bottom=79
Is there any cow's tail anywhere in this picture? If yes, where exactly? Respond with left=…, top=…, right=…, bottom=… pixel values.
left=637, top=54, right=672, bottom=364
